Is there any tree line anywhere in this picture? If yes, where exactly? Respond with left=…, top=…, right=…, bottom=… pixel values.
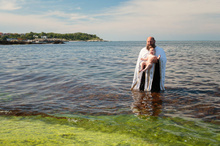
left=0, top=32, right=103, bottom=41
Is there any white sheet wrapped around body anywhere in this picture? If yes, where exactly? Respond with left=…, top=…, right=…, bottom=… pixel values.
left=131, top=46, right=167, bottom=91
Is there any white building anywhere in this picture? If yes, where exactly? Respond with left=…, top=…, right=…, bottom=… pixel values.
left=6, top=38, right=17, bottom=41
left=41, top=36, right=47, bottom=39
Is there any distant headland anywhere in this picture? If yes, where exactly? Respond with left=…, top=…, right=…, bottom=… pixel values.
left=0, top=32, right=107, bottom=45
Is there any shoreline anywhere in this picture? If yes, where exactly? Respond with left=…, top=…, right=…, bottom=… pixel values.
left=0, top=40, right=64, bottom=45
left=0, top=113, right=218, bottom=145
left=0, top=39, right=108, bottom=45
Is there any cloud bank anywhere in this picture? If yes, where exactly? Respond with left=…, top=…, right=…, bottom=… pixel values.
left=0, top=0, right=22, bottom=10
left=0, top=0, right=219, bottom=40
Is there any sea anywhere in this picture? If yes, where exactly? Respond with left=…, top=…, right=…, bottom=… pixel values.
left=0, top=41, right=219, bottom=145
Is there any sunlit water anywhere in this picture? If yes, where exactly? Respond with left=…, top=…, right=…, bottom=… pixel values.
left=0, top=41, right=219, bottom=123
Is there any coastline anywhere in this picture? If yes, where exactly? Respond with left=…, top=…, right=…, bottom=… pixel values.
left=0, top=40, right=64, bottom=45
left=0, top=32, right=107, bottom=45
left=0, top=39, right=108, bottom=45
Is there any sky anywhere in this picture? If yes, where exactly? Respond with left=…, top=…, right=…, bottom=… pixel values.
left=0, top=0, right=219, bottom=41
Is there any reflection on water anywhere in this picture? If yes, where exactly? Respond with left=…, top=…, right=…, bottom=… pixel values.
left=131, top=91, right=163, bottom=117
left=131, top=87, right=220, bottom=124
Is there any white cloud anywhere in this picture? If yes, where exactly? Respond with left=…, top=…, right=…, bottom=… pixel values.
left=58, top=0, right=220, bottom=40
left=0, top=0, right=219, bottom=40
left=76, top=7, right=81, bottom=10
left=0, top=0, right=22, bottom=10
left=46, top=11, right=91, bottom=21
left=85, top=0, right=220, bottom=40
left=0, top=12, right=73, bottom=33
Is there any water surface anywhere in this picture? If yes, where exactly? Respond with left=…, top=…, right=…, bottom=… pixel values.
left=0, top=41, right=219, bottom=145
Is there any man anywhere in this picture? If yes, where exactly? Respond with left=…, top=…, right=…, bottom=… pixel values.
left=131, top=37, right=167, bottom=91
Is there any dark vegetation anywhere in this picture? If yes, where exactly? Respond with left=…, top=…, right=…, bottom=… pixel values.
left=0, top=32, right=103, bottom=41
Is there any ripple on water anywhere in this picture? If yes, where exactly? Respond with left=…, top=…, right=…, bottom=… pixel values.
left=0, top=41, right=219, bottom=124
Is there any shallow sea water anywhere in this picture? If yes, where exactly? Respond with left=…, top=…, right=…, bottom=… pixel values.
left=0, top=41, right=219, bottom=145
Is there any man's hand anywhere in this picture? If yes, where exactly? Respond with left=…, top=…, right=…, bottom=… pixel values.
left=152, top=57, right=158, bottom=63
left=158, top=55, right=161, bottom=59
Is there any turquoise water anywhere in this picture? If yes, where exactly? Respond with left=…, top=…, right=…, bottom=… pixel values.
left=0, top=41, right=219, bottom=145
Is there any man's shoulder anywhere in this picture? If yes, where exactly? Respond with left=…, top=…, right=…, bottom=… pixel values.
left=139, top=47, right=148, bottom=54
left=155, top=46, right=163, bottom=50
left=155, top=46, right=166, bottom=58
left=140, top=47, right=147, bottom=52
left=141, top=47, right=147, bottom=50
left=155, top=46, right=165, bottom=52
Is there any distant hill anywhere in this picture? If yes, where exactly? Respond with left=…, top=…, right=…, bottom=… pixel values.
left=0, top=32, right=105, bottom=41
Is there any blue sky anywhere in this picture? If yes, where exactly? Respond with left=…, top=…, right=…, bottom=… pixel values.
left=0, top=0, right=219, bottom=41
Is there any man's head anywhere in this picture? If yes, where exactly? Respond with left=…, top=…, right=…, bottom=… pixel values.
left=146, top=37, right=156, bottom=50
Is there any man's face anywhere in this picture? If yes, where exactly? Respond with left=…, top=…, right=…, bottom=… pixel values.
left=147, top=38, right=155, bottom=46
left=146, top=37, right=156, bottom=49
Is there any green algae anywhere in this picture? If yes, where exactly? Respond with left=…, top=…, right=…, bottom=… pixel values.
left=0, top=115, right=150, bottom=146
left=0, top=92, right=13, bottom=102
left=64, top=114, right=219, bottom=145
left=0, top=114, right=219, bottom=146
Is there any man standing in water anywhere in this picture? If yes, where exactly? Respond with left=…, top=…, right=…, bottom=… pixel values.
left=131, top=37, right=167, bottom=91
